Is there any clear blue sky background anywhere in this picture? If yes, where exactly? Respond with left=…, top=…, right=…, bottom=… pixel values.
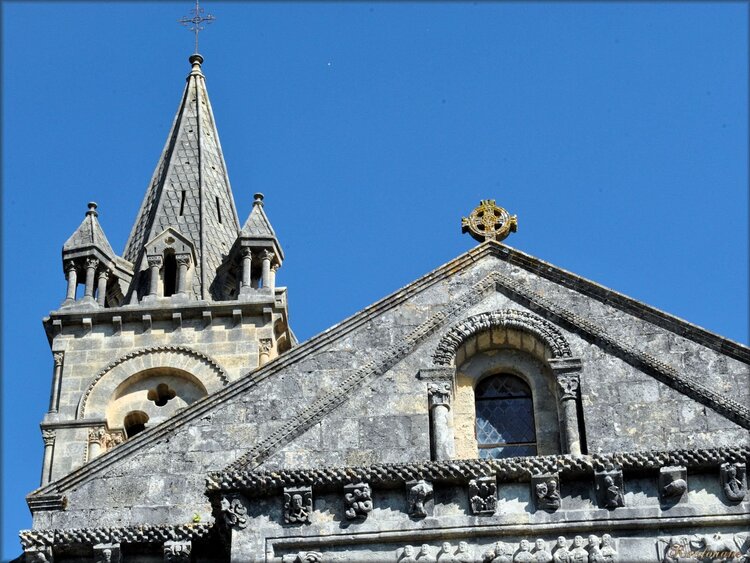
left=2, top=2, right=747, bottom=557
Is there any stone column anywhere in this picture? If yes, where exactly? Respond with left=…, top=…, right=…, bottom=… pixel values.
left=428, top=382, right=455, bottom=461
left=147, top=255, right=163, bottom=297
left=261, top=250, right=274, bottom=289
left=64, top=260, right=78, bottom=304
left=175, top=253, right=191, bottom=295
left=259, top=338, right=273, bottom=366
left=96, top=268, right=110, bottom=306
left=549, top=358, right=583, bottom=456
left=41, top=429, right=55, bottom=486
left=270, top=263, right=279, bottom=290
left=240, top=248, right=252, bottom=288
left=48, top=352, right=64, bottom=413
left=83, top=257, right=100, bottom=300
left=88, top=427, right=106, bottom=462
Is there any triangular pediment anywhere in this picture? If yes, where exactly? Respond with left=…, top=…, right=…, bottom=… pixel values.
left=27, top=242, right=749, bottom=529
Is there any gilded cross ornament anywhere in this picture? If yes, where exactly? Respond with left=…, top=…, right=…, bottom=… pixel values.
left=461, top=200, right=517, bottom=242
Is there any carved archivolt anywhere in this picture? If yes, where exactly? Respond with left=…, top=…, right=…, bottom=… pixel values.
left=77, top=346, right=229, bottom=418
left=433, top=309, right=572, bottom=365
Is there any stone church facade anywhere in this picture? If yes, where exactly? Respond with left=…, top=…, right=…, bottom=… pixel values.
left=19, top=54, right=749, bottom=563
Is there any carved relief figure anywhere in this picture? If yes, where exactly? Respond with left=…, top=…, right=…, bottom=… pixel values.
left=283, top=487, right=313, bottom=524
left=483, top=542, right=512, bottom=563
left=514, top=539, right=534, bottom=563
left=600, top=535, right=617, bottom=563
left=469, top=477, right=497, bottom=515
left=456, top=541, right=473, bottom=563
left=418, top=544, right=436, bottom=563
left=552, top=537, right=571, bottom=563
left=163, top=541, right=191, bottom=563
left=532, top=474, right=561, bottom=511
left=587, top=535, right=605, bottom=563
left=220, top=494, right=248, bottom=530
left=400, top=545, right=417, bottom=563
left=532, top=539, right=553, bottom=563
left=659, top=466, right=688, bottom=503
left=569, top=536, right=588, bottom=563
left=595, top=465, right=625, bottom=509
left=438, top=541, right=458, bottom=562
left=408, top=480, right=433, bottom=518
left=720, top=462, right=747, bottom=502
left=344, top=482, right=373, bottom=520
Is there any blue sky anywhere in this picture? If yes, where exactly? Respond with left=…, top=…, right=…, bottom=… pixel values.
left=2, top=2, right=748, bottom=557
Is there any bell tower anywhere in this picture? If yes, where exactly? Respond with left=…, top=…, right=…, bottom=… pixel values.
left=39, top=54, right=294, bottom=485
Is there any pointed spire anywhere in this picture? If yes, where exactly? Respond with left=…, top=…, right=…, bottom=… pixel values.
left=239, top=193, right=284, bottom=258
left=63, top=202, right=117, bottom=259
left=122, top=55, right=241, bottom=301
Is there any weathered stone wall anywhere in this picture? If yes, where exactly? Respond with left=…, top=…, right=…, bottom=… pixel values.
left=27, top=246, right=750, bottom=561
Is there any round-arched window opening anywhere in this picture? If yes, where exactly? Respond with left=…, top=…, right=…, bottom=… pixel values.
left=124, top=411, right=149, bottom=438
left=147, top=383, right=176, bottom=407
left=475, top=373, right=537, bottom=459
left=163, top=251, right=177, bottom=297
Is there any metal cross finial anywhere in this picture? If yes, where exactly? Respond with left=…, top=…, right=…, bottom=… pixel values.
left=178, top=0, right=215, bottom=54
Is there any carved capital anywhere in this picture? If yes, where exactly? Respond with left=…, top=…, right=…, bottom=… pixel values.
left=97, top=268, right=111, bottom=281
left=41, top=429, right=55, bottom=447
left=85, top=257, right=100, bottom=270
left=53, top=352, right=64, bottom=367
left=88, top=427, right=107, bottom=447
left=259, top=338, right=273, bottom=355
left=163, top=540, right=191, bottom=562
left=64, top=260, right=77, bottom=273
left=427, top=382, right=451, bottom=409
left=262, top=250, right=275, bottom=262
left=272, top=263, right=280, bottom=272
left=147, top=255, right=163, bottom=268
left=175, top=253, right=191, bottom=267
left=241, top=248, right=253, bottom=259
left=220, top=493, right=249, bottom=530
left=556, top=373, right=580, bottom=401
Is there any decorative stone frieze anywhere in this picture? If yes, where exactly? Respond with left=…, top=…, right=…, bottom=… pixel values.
left=468, top=476, right=497, bottom=515
left=163, top=540, right=191, bottom=562
left=219, top=493, right=249, bottom=530
left=659, top=532, right=748, bottom=563
left=93, top=543, right=121, bottom=563
left=283, top=486, right=313, bottom=524
left=406, top=479, right=433, bottom=518
left=531, top=473, right=561, bottom=511
left=343, top=482, right=373, bottom=520
left=595, top=464, right=624, bottom=509
left=208, top=445, right=750, bottom=494
left=720, top=462, right=747, bottom=502
left=659, top=466, right=688, bottom=504
left=20, top=523, right=211, bottom=550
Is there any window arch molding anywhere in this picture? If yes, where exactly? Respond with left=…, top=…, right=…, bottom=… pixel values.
left=77, top=345, right=229, bottom=419
left=432, top=309, right=573, bottom=367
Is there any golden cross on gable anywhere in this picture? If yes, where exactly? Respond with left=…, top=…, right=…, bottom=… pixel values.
left=179, top=0, right=216, bottom=54
left=462, top=200, right=518, bottom=243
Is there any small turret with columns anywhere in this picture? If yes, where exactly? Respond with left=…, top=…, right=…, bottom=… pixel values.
left=233, top=192, right=284, bottom=297
left=61, top=202, right=133, bottom=308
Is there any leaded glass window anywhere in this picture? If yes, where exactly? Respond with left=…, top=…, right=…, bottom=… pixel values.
left=475, top=374, right=537, bottom=458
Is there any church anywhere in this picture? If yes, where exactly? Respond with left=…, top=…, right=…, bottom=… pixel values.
left=18, top=48, right=749, bottom=563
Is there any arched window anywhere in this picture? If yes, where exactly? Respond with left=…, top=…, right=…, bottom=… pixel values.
left=123, top=411, right=149, bottom=438
left=475, top=374, right=537, bottom=459
left=163, top=252, right=177, bottom=297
